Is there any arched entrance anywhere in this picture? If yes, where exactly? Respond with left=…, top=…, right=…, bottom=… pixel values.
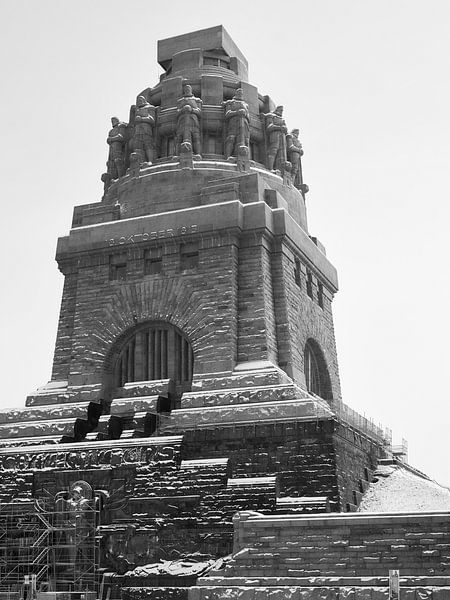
left=111, top=322, right=194, bottom=396
left=304, top=338, right=332, bottom=400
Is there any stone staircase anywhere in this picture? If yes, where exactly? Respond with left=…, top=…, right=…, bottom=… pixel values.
left=0, top=380, right=173, bottom=448
left=192, top=511, right=450, bottom=600
left=1, top=365, right=334, bottom=449
left=161, top=365, right=334, bottom=434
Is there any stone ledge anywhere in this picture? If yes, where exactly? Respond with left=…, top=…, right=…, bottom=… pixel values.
left=181, top=458, right=229, bottom=469
left=228, top=477, right=277, bottom=488
left=236, top=509, right=450, bottom=529
left=195, top=575, right=450, bottom=586
left=191, top=365, right=291, bottom=391
left=161, top=398, right=334, bottom=432
left=110, top=396, right=160, bottom=416
left=0, top=434, right=62, bottom=448
left=181, top=383, right=308, bottom=409
left=0, top=401, right=95, bottom=424
left=0, top=434, right=184, bottom=456
left=189, top=584, right=450, bottom=600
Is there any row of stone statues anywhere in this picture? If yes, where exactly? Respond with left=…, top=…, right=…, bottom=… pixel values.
left=102, top=85, right=307, bottom=192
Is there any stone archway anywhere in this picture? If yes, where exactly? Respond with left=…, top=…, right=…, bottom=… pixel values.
left=304, top=338, right=333, bottom=400
left=105, top=321, right=194, bottom=398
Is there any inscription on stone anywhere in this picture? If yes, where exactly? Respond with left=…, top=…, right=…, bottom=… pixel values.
left=107, top=224, right=198, bottom=246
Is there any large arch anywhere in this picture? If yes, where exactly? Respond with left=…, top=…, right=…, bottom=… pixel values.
left=104, top=320, right=194, bottom=398
left=304, top=338, right=333, bottom=400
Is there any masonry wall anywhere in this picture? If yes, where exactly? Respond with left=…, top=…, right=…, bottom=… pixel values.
left=231, top=512, right=450, bottom=578
left=334, top=423, right=384, bottom=510
left=52, top=232, right=240, bottom=390
left=181, top=420, right=340, bottom=509
left=51, top=267, right=79, bottom=381
left=237, top=233, right=278, bottom=364
left=273, top=242, right=341, bottom=399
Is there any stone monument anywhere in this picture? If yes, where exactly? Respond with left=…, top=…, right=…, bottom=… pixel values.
left=0, top=25, right=449, bottom=600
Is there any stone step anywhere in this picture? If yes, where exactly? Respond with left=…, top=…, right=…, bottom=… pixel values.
left=195, top=575, right=450, bottom=586
left=275, top=496, right=330, bottom=513
left=191, top=583, right=450, bottom=600
left=26, top=381, right=102, bottom=406
left=0, top=400, right=100, bottom=424
left=160, top=397, right=334, bottom=433
left=191, top=365, right=291, bottom=392
left=0, top=400, right=107, bottom=442
left=0, top=417, right=79, bottom=439
left=110, top=396, right=160, bottom=416
left=227, top=476, right=277, bottom=489
left=0, top=434, right=62, bottom=448
left=119, top=379, right=172, bottom=399
left=181, top=383, right=308, bottom=409
left=180, top=458, right=229, bottom=470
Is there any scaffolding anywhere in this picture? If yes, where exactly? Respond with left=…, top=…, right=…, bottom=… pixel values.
left=0, top=496, right=99, bottom=597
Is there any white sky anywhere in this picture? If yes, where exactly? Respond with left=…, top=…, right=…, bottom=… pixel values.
left=0, top=1, right=449, bottom=485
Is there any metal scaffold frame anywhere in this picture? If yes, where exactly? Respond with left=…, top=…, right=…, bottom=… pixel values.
left=0, top=497, right=99, bottom=597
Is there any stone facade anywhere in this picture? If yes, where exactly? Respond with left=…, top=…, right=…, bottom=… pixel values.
left=190, top=511, right=450, bottom=599
left=1, top=24, right=446, bottom=600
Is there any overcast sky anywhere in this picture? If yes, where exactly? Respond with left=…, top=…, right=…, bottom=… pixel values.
left=0, top=1, right=449, bottom=485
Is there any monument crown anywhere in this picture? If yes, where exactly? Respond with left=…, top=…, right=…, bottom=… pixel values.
left=157, top=25, right=248, bottom=80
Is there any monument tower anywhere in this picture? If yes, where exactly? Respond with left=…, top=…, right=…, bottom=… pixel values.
left=49, top=25, right=339, bottom=408
left=1, top=26, right=449, bottom=600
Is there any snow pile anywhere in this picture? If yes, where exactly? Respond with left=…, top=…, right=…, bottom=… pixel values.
left=358, top=463, right=450, bottom=512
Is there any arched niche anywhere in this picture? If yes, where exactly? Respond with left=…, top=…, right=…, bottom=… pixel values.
left=105, top=321, right=194, bottom=398
left=304, top=338, right=333, bottom=400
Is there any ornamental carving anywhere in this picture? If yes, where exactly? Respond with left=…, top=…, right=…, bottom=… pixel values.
left=0, top=443, right=177, bottom=472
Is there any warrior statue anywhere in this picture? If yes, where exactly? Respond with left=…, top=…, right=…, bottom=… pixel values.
left=176, top=84, right=202, bottom=157
left=132, top=95, right=156, bottom=164
left=264, top=106, right=288, bottom=171
left=286, top=129, right=304, bottom=188
left=106, top=117, right=127, bottom=179
left=64, top=482, right=92, bottom=567
left=224, top=88, right=250, bottom=159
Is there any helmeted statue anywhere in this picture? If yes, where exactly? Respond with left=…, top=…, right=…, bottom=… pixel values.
left=286, top=128, right=304, bottom=187
left=264, top=106, right=288, bottom=171
left=106, top=117, right=127, bottom=179
left=64, top=482, right=92, bottom=567
left=176, top=84, right=202, bottom=157
left=132, top=95, right=156, bottom=164
left=224, top=88, right=250, bottom=159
